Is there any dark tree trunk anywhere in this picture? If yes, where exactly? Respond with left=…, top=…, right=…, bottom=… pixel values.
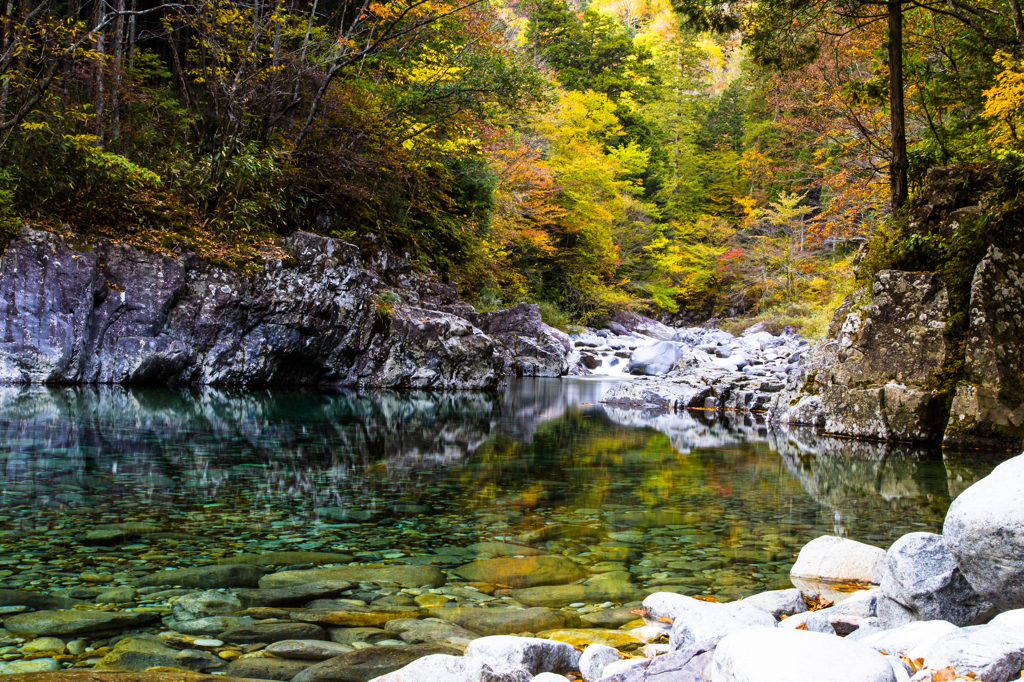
left=888, top=0, right=908, bottom=210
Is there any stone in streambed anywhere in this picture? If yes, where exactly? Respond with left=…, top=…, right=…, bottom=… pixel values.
left=219, top=622, right=328, bottom=644
left=291, top=605, right=423, bottom=628
left=216, top=552, right=354, bottom=566
left=175, top=649, right=228, bottom=672
left=427, top=606, right=577, bottom=636
left=0, top=659, right=62, bottom=674
left=291, top=643, right=463, bottom=682
left=0, top=589, right=79, bottom=611
left=21, top=638, right=66, bottom=654
left=237, top=582, right=352, bottom=608
left=536, top=629, right=644, bottom=651
left=944, top=452, right=1024, bottom=611
left=464, top=542, right=542, bottom=559
left=511, top=582, right=647, bottom=608
left=138, top=564, right=263, bottom=589
left=453, top=556, right=585, bottom=589
left=265, top=640, right=356, bottom=660
left=259, top=566, right=445, bottom=590
left=172, top=590, right=243, bottom=621
left=172, top=616, right=253, bottom=636
left=384, top=618, right=479, bottom=647
left=327, top=627, right=392, bottom=645
left=711, top=628, right=896, bottom=682
left=580, top=607, right=643, bottom=629
left=3, top=609, right=159, bottom=636
left=225, top=657, right=316, bottom=681
left=94, top=637, right=181, bottom=671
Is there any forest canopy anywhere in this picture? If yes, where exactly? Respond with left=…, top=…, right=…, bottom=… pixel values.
left=1, top=0, right=1023, bottom=329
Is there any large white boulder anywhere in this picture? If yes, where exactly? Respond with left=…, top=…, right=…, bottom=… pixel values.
left=790, top=536, right=886, bottom=599
left=922, top=627, right=1024, bottom=682
left=944, top=453, right=1024, bottom=611
left=669, top=601, right=776, bottom=650
left=710, top=628, right=896, bottom=682
left=856, top=620, right=960, bottom=661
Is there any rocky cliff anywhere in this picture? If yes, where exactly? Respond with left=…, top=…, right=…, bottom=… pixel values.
left=0, top=227, right=569, bottom=388
left=770, top=165, right=1024, bottom=450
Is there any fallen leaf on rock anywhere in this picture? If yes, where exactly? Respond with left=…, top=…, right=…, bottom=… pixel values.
left=933, top=667, right=956, bottom=682
left=795, top=623, right=809, bottom=631
left=803, top=594, right=834, bottom=612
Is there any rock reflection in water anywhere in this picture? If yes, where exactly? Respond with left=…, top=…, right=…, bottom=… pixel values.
left=0, top=380, right=1012, bottom=603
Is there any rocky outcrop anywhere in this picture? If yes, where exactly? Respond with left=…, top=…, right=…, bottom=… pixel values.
left=0, top=228, right=568, bottom=388
left=770, top=166, right=1024, bottom=447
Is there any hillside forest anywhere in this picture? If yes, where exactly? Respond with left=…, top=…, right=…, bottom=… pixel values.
left=1, top=0, right=1023, bottom=332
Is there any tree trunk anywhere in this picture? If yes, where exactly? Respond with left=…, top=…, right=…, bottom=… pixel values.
left=888, top=0, right=908, bottom=210
left=1008, top=0, right=1024, bottom=46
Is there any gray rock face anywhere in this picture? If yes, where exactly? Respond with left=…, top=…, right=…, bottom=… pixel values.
left=0, top=228, right=567, bottom=389
left=602, top=639, right=719, bottom=682
left=944, top=246, right=1024, bottom=449
left=464, top=636, right=581, bottom=677
left=944, top=453, right=1024, bottom=611
left=740, top=589, right=808, bottom=619
left=879, top=532, right=992, bottom=627
left=579, top=643, right=621, bottom=682
left=776, top=272, right=952, bottom=441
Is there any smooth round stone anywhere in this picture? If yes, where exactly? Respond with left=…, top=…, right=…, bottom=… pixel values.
left=21, top=637, right=66, bottom=654
left=192, top=638, right=223, bottom=647
left=711, top=628, right=896, bottom=682
left=0, top=658, right=62, bottom=673
left=265, top=640, right=356, bottom=660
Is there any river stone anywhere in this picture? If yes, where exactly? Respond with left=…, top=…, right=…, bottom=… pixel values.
left=172, top=590, right=242, bottom=621
left=292, top=605, right=423, bottom=628
left=175, top=649, right=228, bottom=672
left=0, top=590, right=79, bottom=611
left=290, top=643, right=463, bottom=682
left=453, top=556, right=585, bottom=589
left=600, top=639, right=720, bottom=682
left=740, top=589, right=808, bottom=618
left=580, top=607, right=643, bottom=629
left=138, top=564, right=263, bottom=589
left=94, top=637, right=182, bottom=671
left=856, top=620, right=960, bottom=661
left=531, top=675, right=570, bottom=682
left=790, top=535, right=886, bottom=592
left=96, top=587, right=136, bottom=604
left=669, top=602, right=776, bottom=651
left=535, top=629, right=644, bottom=651
left=219, top=622, right=328, bottom=644
left=579, top=643, right=621, bottom=682
left=0, top=659, right=62, bottom=674
left=259, top=566, right=445, bottom=589
left=922, top=627, right=1024, bottom=682
left=265, top=640, right=356, bottom=660
left=511, top=582, right=646, bottom=607
left=237, top=582, right=353, bottom=608
left=428, top=607, right=576, bottom=636
left=21, top=637, right=66, bottom=653
left=172, top=616, right=253, bottom=636
left=216, top=552, right=354, bottom=566
left=465, top=543, right=543, bottom=559
left=944, top=453, right=1024, bottom=611
left=465, top=636, right=581, bottom=676
left=3, top=609, right=158, bottom=636
left=225, top=657, right=317, bottom=681
left=384, top=618, right=479, bottom=647
left=711, top=628, right=897, bottom=682
left=328, top=627, right=392, bottom=645
left=879, top=532, right=992, bottom=627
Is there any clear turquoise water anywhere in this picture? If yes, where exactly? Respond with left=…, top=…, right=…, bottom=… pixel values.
left=0, top=379, right=1009, bottom=600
